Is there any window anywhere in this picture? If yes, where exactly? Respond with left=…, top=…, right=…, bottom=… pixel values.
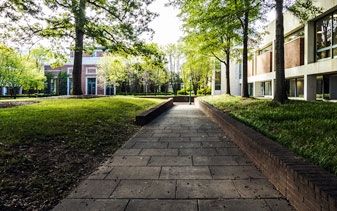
left=67, top=68, right=73, bottom=75
left=315, top=11, right=337, bottom=60
left=106, top=85, right=115, bottom=95
left=261, top=81, right=272, bottom=96
left=87, top=78, right=96, bottom=95
left=86, top=67, right=97, bottom=74
left=285, top=28, right=304, bottom=43
left=287, top=77, right=304, bottom=97
left=215, top=60, right=221, bottom=71
left=258, top=45, right=272, bottom=55
left=248, top=83, right=253, bottom=96
left=215, top=71, right=221, bottom=90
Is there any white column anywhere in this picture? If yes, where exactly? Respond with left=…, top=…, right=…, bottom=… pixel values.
left=271, top=79, right=275, bottom=98
left=113, top=84, right=117, bottom=95
left=211, top=69, right=216, bottom=95
left=304, top=22, right=315, bottom=65
left=2, top=87, right=7, bottom=95
left=67, top=77, right=70, bottom=95
left=221, top=63, right=226, bottom=94
left=304, top=74, right=316, bottom=101
left=19, top=87, right=23, bottom=95
left=329, top=75, right=337, bottom=99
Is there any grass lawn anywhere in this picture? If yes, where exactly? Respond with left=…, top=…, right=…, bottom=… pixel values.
left=0, top=96, right=163, bottom=210
left=201, top=95, right=337, bottom=175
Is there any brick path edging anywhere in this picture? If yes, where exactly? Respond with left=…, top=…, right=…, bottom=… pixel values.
left=135, top=98, right=174, bottom=126
left=195, top=98, right=337, bottom=211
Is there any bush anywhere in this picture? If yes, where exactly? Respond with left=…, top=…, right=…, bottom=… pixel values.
left=197, top=87, right=211, bottom=95
left=177, top=89, right=188, bottom=95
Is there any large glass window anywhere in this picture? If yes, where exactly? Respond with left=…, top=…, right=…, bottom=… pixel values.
left=215, top=71, right=221, bottom=90
left=261, top=81, right=272, bottom=96
left=287, top=78, right=304, bottom=98
left=316, top=11, right=337, bottom=60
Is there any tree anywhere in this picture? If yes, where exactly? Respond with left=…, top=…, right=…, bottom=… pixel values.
left=97, top=53, right=127, bottom=95
left=164, top=43, right=184, bottom=95
left=2, top=0, right=157, bottom=95
left=171, top=0, right=261, bottom=97
left=272, top=0, right=321, bottom=103
left=0, top=45, right=45, bottom=98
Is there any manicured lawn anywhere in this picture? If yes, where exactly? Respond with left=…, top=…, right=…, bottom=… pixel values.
left=201, top=95, right=337, bottom=175
left=0, top=96, right=163, bottom=210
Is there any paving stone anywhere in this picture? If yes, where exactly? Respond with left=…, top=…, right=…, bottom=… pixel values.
left=193, top=156, right=250, bottom=166
left=111, top=180, right=176, bottom=198
left=152, top=133, right=181, bottom=138
left=53, top=199, right=128, bottom=211
left=132, top=141, right=168, bottom=149
left=148, top=156, right=192, bottom=166
left=140, top=149, right=178, bottom=156
left=198, top=199, right=270, bottom=211
left=160, top=166, right=212, bottom=179
left=114, top=149, right=142, bottom=156
left=176, top=180, right=240, bottom=199
left=190, top=137, right=221, bottom=142
left=201, top=141, right=236, bottom=148
left=105, top=167, right=161, bottom=179
left=68, top=180, right=119, bottom=199
left=130, top=137, right=160, bottom=142
left=216, top=148, right=244, bottom=156
left=179, top=148, right=218, bottom=156
left=210, top=166, right=265, bottom=180
left=233, top=179, right=281, bottom=198
left=109, top=156, right=150, bottom=166
left=180, top=133, right=208, bottom=138
left=168, top=142, right=202, bottom=149
left=87, top=164, right=113, bottom=180
left=160, top=137, right=191, bottom=142
left=264, top=199, right=294, bottom=211
left=126, top=199, right=197, bottom=211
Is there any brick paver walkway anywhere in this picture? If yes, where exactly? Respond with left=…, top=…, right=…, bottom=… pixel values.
left=54, top=103, right=293, bottom=211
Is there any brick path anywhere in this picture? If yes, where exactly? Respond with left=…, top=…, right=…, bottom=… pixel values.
left=54, top=103, right=293, bottom=211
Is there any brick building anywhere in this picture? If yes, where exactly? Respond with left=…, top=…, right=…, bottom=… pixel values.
left=45, top=49, right=115, bottom=96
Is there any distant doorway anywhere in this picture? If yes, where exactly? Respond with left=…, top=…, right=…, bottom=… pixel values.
left=87, top=78, right=96, bottom=95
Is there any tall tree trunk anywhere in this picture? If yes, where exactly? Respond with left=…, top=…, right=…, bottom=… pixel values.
left=241, top=10, right=249, bottom=97
left=274, top=0, right=288, bottom=103
left=72, top=0, right=86, bottom=95
left=225, top=48, right=231, bottom=95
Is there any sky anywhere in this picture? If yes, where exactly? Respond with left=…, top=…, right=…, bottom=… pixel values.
left=147, top=0, right=276, bottom=47
left=148, top=0, right=184, bottom=46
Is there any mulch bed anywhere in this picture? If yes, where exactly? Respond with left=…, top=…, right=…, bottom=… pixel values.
left=0, top=141, right=106, bottom=210
left=0, top=101, right=38, bottom=108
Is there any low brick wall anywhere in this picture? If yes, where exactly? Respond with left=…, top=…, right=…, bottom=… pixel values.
left=195, top=98, right=337, bottom=211
left=139, top=96, right=195, bottom=103
left=135, top=98, right=174, bottom=126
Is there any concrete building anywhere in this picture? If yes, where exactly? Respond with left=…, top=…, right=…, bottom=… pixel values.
left=212, top=1, right=337, bottom=101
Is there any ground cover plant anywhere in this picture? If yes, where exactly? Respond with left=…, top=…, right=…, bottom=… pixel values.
left=0, top=96, right=162, bottom=210
left=201, top=95, right=337, bottom=175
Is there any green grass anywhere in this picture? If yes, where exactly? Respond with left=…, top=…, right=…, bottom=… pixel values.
left=0, top=96, right=163, bottom=210
left=201, top=95, right=337, bottom=175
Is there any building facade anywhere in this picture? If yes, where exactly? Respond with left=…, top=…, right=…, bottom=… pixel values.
left=213, top=1, right=337, bottom=101
left=45, top=49, right=115, bottom=96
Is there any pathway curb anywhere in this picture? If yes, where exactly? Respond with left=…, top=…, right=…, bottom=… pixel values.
left=195, top=98, right=337, bottom=211
left=135, top=98, right=174, bottom=126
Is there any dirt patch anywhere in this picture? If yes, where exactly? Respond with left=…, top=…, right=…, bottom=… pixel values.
left=0, top=101, right=38, bottom=108
left=0, top=141, right=107, bottom=210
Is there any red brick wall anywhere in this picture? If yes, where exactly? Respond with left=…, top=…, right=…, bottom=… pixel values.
left=256, top=51, right=272, bottom=75
left=285, top=37, right=304, bottom=69
left=197, top=99, right=337, bottom=211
